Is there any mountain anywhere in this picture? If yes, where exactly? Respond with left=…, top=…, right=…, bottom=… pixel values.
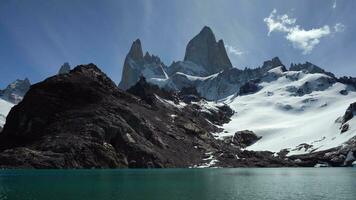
left=182, top=26, right=232, bottom=75
left=118, top=26, right=233, bottom=92
left=58, top=62, right=71, bottom=74
left=118, top=27, right=290, bottom=100
left=148, top=56, right=286, bottom=100
left=290, top=62, right=335, bottom=78
left=1, top=26, right=356, bottom=168
left=115, top=26, right=356, bottom=166
left=0, top=78, right=31, bottom=104
left=219, top=66, right=356, bottom=158
left=118, top=39, right=168, bottom=90
left=0, top=64, right=298, bottom=168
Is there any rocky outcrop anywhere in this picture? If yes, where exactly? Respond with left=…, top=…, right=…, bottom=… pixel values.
left=118, top=39, right=167, bottom=90
left=58, top=62, right=71, bottom=74
left=290, top=62, right=335, bottom=78
left=224, top=130, right=261, bottom=148
left=183, top=26, right=232, bottom=75
left=0, top=78, right=31, bottom=104
left=262, top=57, right=286, bottom=71
left=337, top=76, right=356, bottom=90
left=239, top=80, right=261, bottom=95
left=342, top=102, right=356, bottom=124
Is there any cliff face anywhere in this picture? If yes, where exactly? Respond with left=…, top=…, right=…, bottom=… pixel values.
left=118, top=39, right=167, bottom=90
left=184, top=26, right=233, bottom=75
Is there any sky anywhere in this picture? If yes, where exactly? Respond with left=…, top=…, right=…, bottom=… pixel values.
left=0, top=0, right=355, bottom=87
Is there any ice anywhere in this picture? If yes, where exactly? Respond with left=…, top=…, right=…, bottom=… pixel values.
left=219, top=71, right=356, bottom=155
left=0, top=98, right=14, bottom=127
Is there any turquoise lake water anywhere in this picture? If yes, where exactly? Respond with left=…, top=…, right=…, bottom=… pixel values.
left=0, top=168, right=355, bottom=200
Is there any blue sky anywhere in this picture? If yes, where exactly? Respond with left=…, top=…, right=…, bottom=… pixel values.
left=0, top=0, right=355, bottom=87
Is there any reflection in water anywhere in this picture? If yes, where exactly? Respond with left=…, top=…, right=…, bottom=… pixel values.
left=0, top=168, right=355, bottom=200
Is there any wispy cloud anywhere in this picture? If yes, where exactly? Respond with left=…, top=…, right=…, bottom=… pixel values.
left=264, top=9, right=343, bottom=54
left=334, top=23, right=345, bottom=32
left=332, top=0, right=337, bottom=9
left=225, top=44, right=245, bottom=56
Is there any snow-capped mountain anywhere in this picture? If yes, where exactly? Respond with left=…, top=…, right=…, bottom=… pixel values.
left=117, top=26, right=356, bottom=159
left=0, top=79, right=30, bottom=129
left=118, top=26, right=235, bottom=97
left=118, top=39, right=168, bottom=90
left=0, top=78, right=31, bottom=104
left=218, top=67, right=356, bottom=155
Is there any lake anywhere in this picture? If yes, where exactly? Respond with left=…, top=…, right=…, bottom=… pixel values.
left=0, top=168, right=355, bottom=200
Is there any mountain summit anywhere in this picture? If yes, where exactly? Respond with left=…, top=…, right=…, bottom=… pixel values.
left=118, top=26, right=234, bottom=91
left=118, top=39, right=167, bottom=90
left=184, top=26, right=233, bottom=74
left=0, top=78, right=31, bottom=104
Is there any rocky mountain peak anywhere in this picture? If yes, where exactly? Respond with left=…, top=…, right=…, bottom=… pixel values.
left=290, top=62, right=335, bottom=78
left=262, top=57, right=285, bottom=70
left=119, top=39, right=167, bottom=90
left=58, top=62, right=71, bottom=74
left=183, top=26, right=232, bottom=75
left=127, top=39, right=144, bottom=61
left=0, top=78, right=31, bottom=104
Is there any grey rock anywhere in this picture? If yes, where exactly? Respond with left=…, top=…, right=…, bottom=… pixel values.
left=183, top=26, right=232, bottom=75
left=231, top=130, right=262, bottom=148
left=0, top=78, right=31, bottom=104
left=342, top=102, right=356, bottom=123
left=290, top=62, right=335, bottom=78
left=58, top=62, right=71, bottom=74
left=118, top=39, right=167, bottom=90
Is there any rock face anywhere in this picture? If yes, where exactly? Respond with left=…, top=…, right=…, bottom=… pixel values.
left=118, top=39, right=167, bottom=90
left=58, top=62, right=71, bottom=74
left=0, top=78, right=31, bottom=104
left=231, top=130, right=261, bottom=148
left=342, top=102, right=356, bottom=123
left=239, top=80, right=261, bottom=95
left=290, top=62, right=335, bottom=78
left=337, top=76, right=356, bottom=90
left=183, top=26, right=232, bottom=75
left=262, top=57, right=286, bottom=71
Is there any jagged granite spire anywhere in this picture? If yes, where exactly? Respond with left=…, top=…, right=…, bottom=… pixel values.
left=127, top=39, right=144, bottom=61
left=119, top=39, right=167, bottom=90
left=58, top=62, right=71, bottom=75
left=184, top=26, right=232, bottom=75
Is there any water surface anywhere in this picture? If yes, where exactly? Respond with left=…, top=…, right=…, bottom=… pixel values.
left=0, top=168, right=355, bottom=200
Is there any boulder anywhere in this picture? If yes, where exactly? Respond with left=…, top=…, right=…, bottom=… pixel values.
left=232, top=130, right=261, bottom=148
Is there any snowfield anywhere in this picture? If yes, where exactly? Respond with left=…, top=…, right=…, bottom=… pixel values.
left=0, top=98, right=14, bottom=127
left=218, top=68, right=356, bottom=155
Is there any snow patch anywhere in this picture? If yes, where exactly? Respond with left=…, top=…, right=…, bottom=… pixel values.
left=0, top=98, right=14, bottom=127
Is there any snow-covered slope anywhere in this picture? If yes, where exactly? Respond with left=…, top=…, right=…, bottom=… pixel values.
left=218, top=68, right=356, bottom=155
left=0, top=98, right=14, bottom=128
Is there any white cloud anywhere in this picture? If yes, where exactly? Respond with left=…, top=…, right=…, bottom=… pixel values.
left=225, top=45, right=245, bottom=56
left=334, top=23, right=345, bottom=32
left=264, top=9, right=296, bottom=35
left=264, top=9, right=342, bottom=54
left=286, top=26, right=330, bottom=54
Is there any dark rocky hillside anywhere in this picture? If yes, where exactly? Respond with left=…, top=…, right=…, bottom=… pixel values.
left=0, top=64, right=297, bottom=168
